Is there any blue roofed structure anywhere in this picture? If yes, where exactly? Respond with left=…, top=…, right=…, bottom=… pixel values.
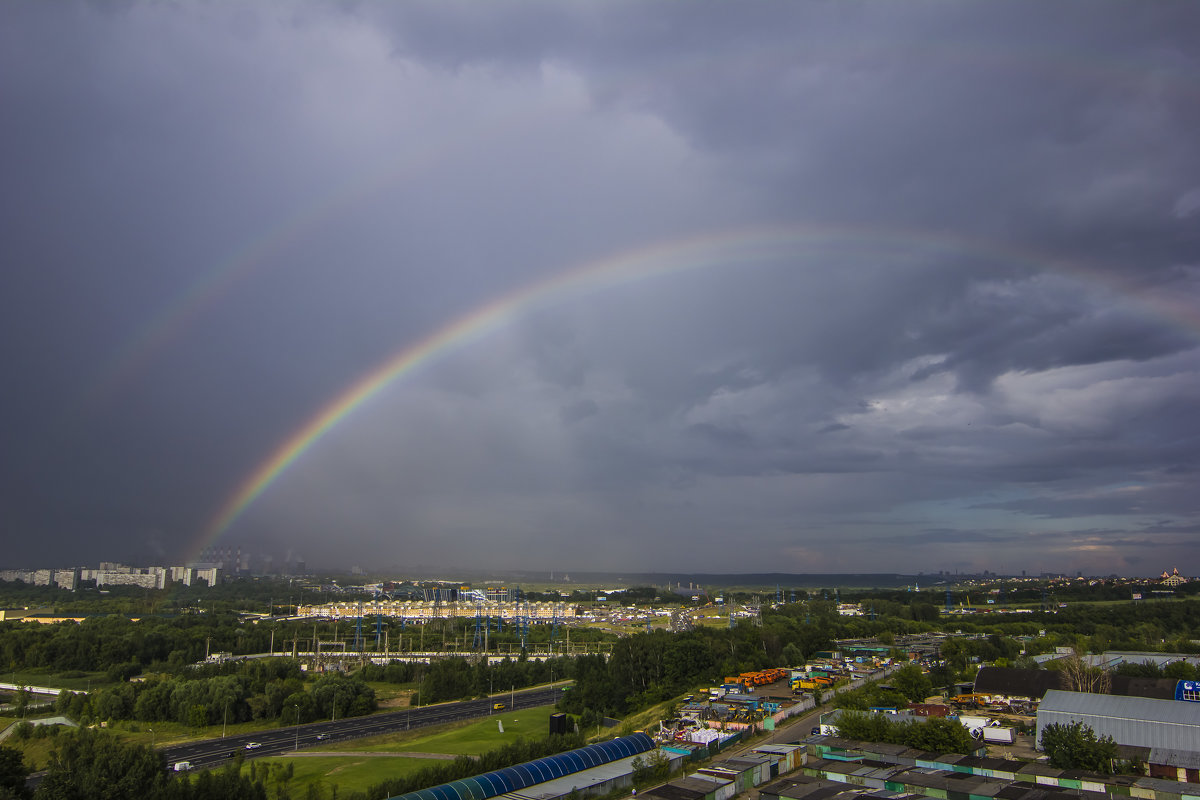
left=387, top=733, right=656, bottom=800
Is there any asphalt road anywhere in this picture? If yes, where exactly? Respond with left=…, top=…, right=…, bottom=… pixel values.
left=160, top=684, right=566, bottom=772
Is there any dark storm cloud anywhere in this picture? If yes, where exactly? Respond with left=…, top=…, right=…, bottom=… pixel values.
left=1, top=1, right=1197, bottom=574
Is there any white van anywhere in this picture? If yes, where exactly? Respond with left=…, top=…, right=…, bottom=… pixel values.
left=173, top=761, right=193, bottom=772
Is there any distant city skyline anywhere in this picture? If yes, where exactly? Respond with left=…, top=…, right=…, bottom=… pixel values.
left=1, top=3, right=1197, bottom=574
left=0, top=555, right=1189, bottom=585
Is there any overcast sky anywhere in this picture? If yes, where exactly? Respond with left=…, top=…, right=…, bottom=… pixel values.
left=2, top=1, right=1198, bottom=577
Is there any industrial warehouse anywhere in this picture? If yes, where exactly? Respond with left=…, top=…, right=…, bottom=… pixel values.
left=1036, top=690, right=1200, bottom=756
left=385, top=733, right=669, bottom=800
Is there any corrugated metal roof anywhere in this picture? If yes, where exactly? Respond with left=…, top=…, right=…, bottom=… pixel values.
left=644, top=776, right=728, bottom=800
left=388, top=733, right=655, bottom=800
left=1149, top=747, right=1200, bottom=769
left=509, top=750, right=683, bottom=800
left=1038, top=689, right=1200, bottom=753
left=1134, top=775, right=1200, bottom=795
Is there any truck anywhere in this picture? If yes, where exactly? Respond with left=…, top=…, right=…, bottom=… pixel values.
left=981, top=727, right=1015, bottom=744
left=960, top=715, right=1015, bottom=745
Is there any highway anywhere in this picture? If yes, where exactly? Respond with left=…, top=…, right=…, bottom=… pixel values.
left=159, top=684, right=565, bottom=772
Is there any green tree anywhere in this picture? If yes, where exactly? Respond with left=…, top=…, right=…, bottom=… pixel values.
left=0, top=745, right=31, bottom=800
left=34, top=728, right=167, bottom=799
left=891, top=664, right=932, bottom=704
left=781, top=643, right=805, bottom=667
left=905, top=716, right=973, bottom=753
left=1039, top=720, right=1119, bottom=772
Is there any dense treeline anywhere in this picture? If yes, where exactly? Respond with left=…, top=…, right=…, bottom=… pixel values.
left=0, top=612, right=601, bottom=681
left=14, top=727, right=268, bottom=799
left=360, top=655, right=576, bottom=705
left=0, top=616, right=279, bottom=676
left=562, top=617, right=835, bottom=718
left=1112, top=660, right=1200, bottom=681
left=52, top=662, right=374, bottom=726
left=0, top=577, right=365, bottom=618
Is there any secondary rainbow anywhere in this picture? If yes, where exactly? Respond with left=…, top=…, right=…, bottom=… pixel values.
left=194, top=224, right=1200, bottom=558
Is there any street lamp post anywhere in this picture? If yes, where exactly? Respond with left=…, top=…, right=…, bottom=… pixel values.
left=294, top=705, right=300, bottom=751
left=223, top=702, right=229, bottom=738
left=149, top=726, right=155, bottom=748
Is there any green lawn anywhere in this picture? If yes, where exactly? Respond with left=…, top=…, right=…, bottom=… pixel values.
left=3, top=669, right=114, bottom=692
left=315, top=705, right=557, bottom=755
left=241, top=754, right=443, bottom=797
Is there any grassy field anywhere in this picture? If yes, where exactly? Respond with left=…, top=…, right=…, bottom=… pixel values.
left=241, top=754, right=443, bottom=797
left=3, top=669, right=115, bottom=692
left=364, top=681, right=415, bottom=708
left=3, top=732, right=64, bottom=771
left=241, top=704, right=560, bottom=797
left=316, top=705, right=557, bottom=754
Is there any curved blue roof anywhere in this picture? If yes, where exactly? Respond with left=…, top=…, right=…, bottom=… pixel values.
left=388, top=733, right=656, bottom=800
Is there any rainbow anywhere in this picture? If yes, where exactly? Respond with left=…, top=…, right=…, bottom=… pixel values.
left=84, top=42, right=1199, bottom=418
left=191, top=224, right=1200, bottom=560
left=78, top=97, right=538, bottom=414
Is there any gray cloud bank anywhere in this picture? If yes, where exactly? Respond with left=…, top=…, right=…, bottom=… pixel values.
left=1, top=1, right=1197, bottom=575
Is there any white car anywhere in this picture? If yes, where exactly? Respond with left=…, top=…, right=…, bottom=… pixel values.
left=245, top=742, right=262, bottom=750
